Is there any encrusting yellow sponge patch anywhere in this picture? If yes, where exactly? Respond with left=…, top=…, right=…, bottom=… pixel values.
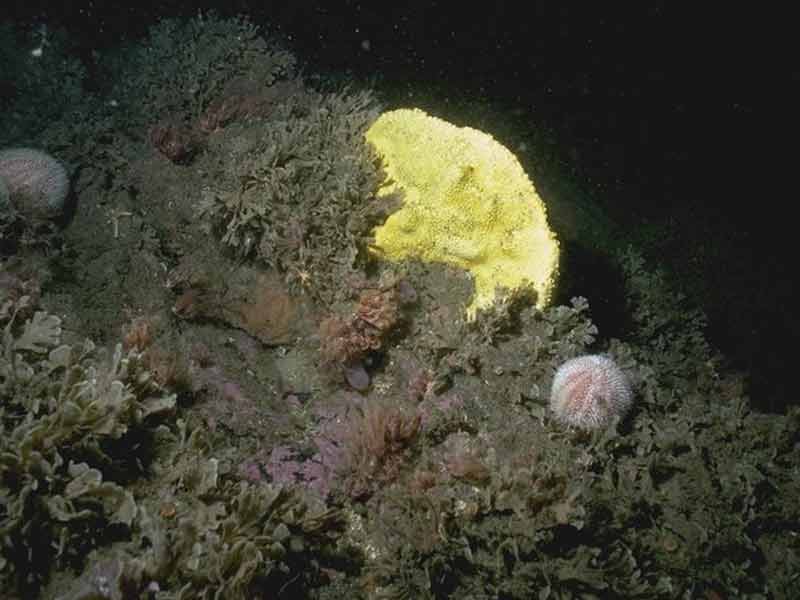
left=364, top=108, right=560, bottom=319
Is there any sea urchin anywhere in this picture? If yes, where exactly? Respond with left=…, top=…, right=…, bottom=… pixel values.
left=550, top=354, right=633, bottom=429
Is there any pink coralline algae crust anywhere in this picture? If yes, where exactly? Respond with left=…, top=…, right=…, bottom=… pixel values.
left=549, top=354, right=633, bottom=429
left=259, top=397, right=355, bottom=498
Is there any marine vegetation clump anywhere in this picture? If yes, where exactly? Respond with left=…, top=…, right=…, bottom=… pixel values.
left=148, top=120, right=204, bottom=164
left=121, top=317, right=193, bottom=393
left=336, top=402, right=422, bottom=500
left=147, top=424, right=348, bottom=599
left=56, top=421, right=351, bottom=600
left=1, top=292, right=351, bottom=598
left=197, top=84, right=387, bottom=302
left=363, top=429, right=598, bottom=600
left=103, top=12, right=295, bottom=128
left=615, top=246, right=717, bottom=393
left=416, top=288, right=598, bottom=395
left=319, top=277, right=415, bottom=379
left=0, top=293, right=176, bottom=594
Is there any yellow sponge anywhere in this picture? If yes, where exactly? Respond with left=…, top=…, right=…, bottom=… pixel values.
left=365, top=108, right=559, bottom=318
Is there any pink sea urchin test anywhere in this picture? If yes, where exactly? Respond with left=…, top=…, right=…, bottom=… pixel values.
left=549, top=354, right=633, bottom=429
left=0, top=147, right=69, bottom=217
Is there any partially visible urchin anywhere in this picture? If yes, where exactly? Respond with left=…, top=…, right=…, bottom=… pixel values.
left=0, top=147, right=70, bottom=217
left=550, top=354, right=633, bottom=429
